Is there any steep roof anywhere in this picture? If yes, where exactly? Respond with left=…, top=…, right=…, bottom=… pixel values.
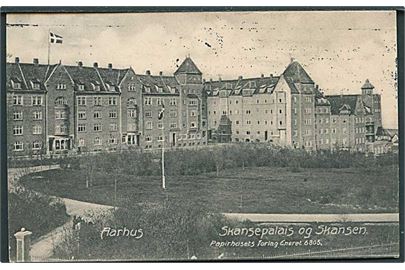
left=137, top=74, right=180, bottom=95
left=204, top=76, right=280, bottom=96
left=282, top=60, right=314, bottom=84
left=361, top=79, right=374, bottom=89
left=326, top=95, right=359, bottom=115
left=6, top=62, right=50, bottom=91
left=174, top=57, right=202, bottom=75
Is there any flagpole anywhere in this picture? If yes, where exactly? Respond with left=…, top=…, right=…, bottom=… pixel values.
left=47, top=29, right=51, bottom=65
left=162, top=123, right=166, bottom=190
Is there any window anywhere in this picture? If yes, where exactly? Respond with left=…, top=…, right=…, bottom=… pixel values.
left=190, top=110, right=197, bottom=117
left=169, top=98, right=177, bottom=106
left=108, top=136, right=117, bottom=144
left=13, top=126, right=23, bottom=135
left=94, top=111, right=102, bottom=119
left=78, top=124, right=86, bottom=132
left=145, top=136, right=152, bottom=142
left=279, top=109, right=282, bottom=114
left=93, top=96, right=102, bottom=106
left=279, top=121, right=283, bottom=125
left=246, top=131, right=251, bottom=135
left=170, top=123, right=177, bottom=129
left=191, top=122, right=196, bottom=128
left=189, top=100, right=197, bottom=105
left=110, top=123, right=118, bottom=131
left=157, top=98, right=164, bottom=106
left=13, top=111, right=23, bottom=121
left=79, top=138, right=85, bottom=147
left=77, top=96, right=86, bottom=106
left=78, top=84, right=85, bottom=91
left=13, top=95, right=23, bottom=105
left=78, top=111, right=86, bottom=120
left=32, top=82, right=40, bottom=90
left=31, top=96, right=43, bottom=106
left=56, top=83, right=67, bottom=90
left=158, top=122, right=163, bottom=129
left=236, top=121, right=239, bottom=125
left=12, top=81, right=21, bottom=89
left=247, top=120, right=251, bottom=125
left=108, top=97, right=117, bottom=105
left=246, top=110, right=251, bottom=114
left=144, top=97, right=152, bottom=105
left=157, top=135, right=164, bottom=142
left=56, top=125, right=67, bottom=134
left=128, top=83, right=136, bottom=91
left=305, top=108, right=312, bottom=114
left=93, top=124, right=102, bottom=132
left=13, top=141, right=23, bottom=151
left=94, top=137, right=102, bottom=146
left=169, top=111, right=177, bottom=118
left=146, top=121, right=153, bottom=130
left=109, top=111, right=117, bottom=118
left=32, top=141, right=42, bottom=150
left=55, top=110, right=66, bottom=119
left=33, top=125, right=42, bottom=134
left=55, top=97, right=67, bottom=106
left=128, top=109, right=137, bottom=118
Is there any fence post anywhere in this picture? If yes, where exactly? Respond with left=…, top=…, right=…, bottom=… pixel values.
left=14, top=228, right=32, bottom=262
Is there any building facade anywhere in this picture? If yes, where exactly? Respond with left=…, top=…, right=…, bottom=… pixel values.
left=6, top=56, right=387, bottom=158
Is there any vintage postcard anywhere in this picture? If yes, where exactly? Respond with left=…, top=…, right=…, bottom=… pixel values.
left=3, top=9, right=402, bottom=261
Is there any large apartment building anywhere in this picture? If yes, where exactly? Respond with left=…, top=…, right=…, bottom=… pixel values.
left=204, top=60, right=383, bottom=152
left=6, top=57, right=207, bottom=157
left=6, top=56, right=385, bottom=157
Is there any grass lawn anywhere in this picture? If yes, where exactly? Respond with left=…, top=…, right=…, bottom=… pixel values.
left=20, top=165, right=399, bottom=214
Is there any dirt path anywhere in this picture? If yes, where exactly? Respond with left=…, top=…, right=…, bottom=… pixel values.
left=223, top=212, right=399, bottom=223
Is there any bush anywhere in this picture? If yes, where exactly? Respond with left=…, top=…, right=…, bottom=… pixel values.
left=8, top=189, right=69, bottom=261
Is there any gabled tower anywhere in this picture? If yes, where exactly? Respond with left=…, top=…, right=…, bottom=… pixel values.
left=174, top=56, right=203, bottom=85
left=361, top=79, right=374, bottom=96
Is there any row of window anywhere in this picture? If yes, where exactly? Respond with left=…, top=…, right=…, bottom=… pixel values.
left=77, top=123, right=119, bottom=132
left=355, top=137, right=366, bottom=144
left=13, top=125, right=42, bottom=135
left=77, top=111, right=120, bottom=120
left=13, top=141, right=42, bottom=151
left=145, top=121, right=182, bottom=130
left=12, top=111, right=43, bottom=121
left=77, top=96, right=118, bottom=106
left=212, top=97, right=286, bottom=105
left=209, top=108, right=284, bottom=116
left=78, top=137, right=118, bottom=147
left=12, top=95, right=43, bottom=106
left=144, top=97, right=178, bottom=106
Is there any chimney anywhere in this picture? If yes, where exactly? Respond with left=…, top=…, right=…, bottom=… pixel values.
left=15, top=57, right=20, bottom=64
left=159, top=71, right=163, bottom=76
left=210, top=78, right=213, bottom=83
left=219, top=77, right=222, bottom=82
left=202, top=79, right=206, bottom=83
left=261, top=74, right=264, bottom=78
left=270, top=74, right=273, bottom=78
left=93, top=62, right=98, bottom=68
left=108, top=63, right=112, bottom=70
left=78, top=61, right=83, bottom=67
left=238, top=76, right=243, bottom=80
left=33, top=58, right=39, bottom=65
left=146, top=70, right=151, bottom=75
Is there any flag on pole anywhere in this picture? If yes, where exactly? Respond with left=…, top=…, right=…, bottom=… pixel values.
left=49, top=32, right=63, bottom=44
left=158, top=104, right=165, bottom=120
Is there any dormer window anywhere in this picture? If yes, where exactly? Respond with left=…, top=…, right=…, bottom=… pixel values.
left=144, top=86, right=151, bottom=93
left=225, top=82, right=232, bottom=89
left=249, top=81, right=256, bottom=88
left=78, top=84, right=85, bottom=91
left=128, top=83, right=136, bottom=91
left=32, top=82, right=40, bottom=90
left=157, top=86, right=163, bottom=93
left=93, top=83, right=101, bottom=91
left=56, top=83, right=67, bottom=90
left=11, top=80, right=21, bottom=89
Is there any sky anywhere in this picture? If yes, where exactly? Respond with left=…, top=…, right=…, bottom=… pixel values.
left=6, top=11, right=398, bottom=128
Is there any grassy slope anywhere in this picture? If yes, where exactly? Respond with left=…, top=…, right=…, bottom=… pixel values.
left=20, top=165, right=399, bottom=214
